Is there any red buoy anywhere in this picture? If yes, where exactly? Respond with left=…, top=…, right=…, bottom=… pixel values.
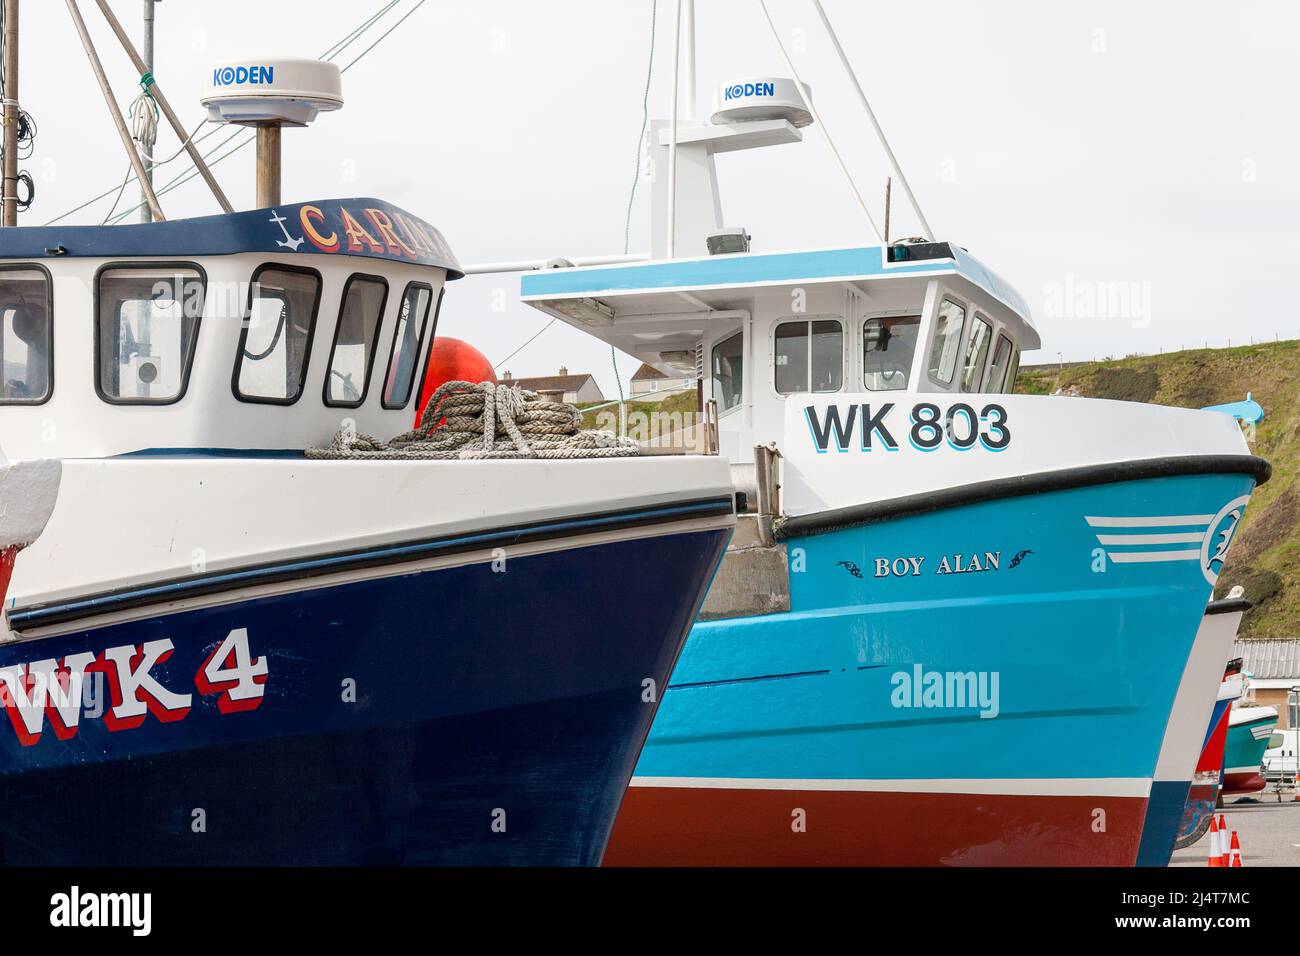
left=414, top=337, right=496, bottom=427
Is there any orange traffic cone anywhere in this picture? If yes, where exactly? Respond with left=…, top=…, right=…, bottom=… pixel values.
left=1218, top=815, right=1230, bottom=867
left=1229, top=831, right=1243, bottom=867
left=1208, top=816, right=1222, bottom=866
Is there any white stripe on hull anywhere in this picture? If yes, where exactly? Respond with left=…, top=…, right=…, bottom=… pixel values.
left=1152, top=609, right=1242, bottom=782
left=1107, top=550, right=1200, bottom=563
left=12, top=512, right=731, bottom=641
left=629, top=775, right=1151, bottom=798
left=1085, top=515, right=1213, bottom=528
left=1095, top=532, right=1204, bottom=545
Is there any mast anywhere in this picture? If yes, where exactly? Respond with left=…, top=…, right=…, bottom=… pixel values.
left=93, top=0, right=233, bottom=214
left=2, top=0, right=18, bottom=226
left=138, top=0, right=155, bottom=223
left=65, top=0, right=164, bottom=221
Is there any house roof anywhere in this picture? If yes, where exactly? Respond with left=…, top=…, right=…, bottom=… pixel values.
left=510, top=373, right=594, bottom=393
left=1235, top=639, right=1300, bottom=679
left=632, top=363, right=669, bottom=381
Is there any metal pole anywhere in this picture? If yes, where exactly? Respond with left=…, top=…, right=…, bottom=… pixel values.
left=666, top=0, right=682, bottom=258
left=65, top=0, right=165, bottom=221
left=683, top=0, right=696, bottom=120
left=256, top=125, right=281, bottom=208
left=2, top=0, right=18, bottom=226
left=757, top=0, right=882, bottom=243
left=811, top=0, right=935, bottom=239
left=93, top=0, right=233, bottom=214
left=138, top=0, right=154, bottom=222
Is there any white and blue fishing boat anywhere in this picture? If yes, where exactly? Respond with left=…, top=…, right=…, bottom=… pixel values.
left=0, top=39, right=734, bottom=865
left=1141, top=595, right=1249, bottom=863
left=497, top=4, right=1269, bottom=865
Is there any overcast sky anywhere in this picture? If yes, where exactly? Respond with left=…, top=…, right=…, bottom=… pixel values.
left=18, top=0, right=1300, bottom=396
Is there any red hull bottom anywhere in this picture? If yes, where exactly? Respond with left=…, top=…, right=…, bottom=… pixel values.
left=1222, top=772, right=1267, bottom=795
left=605, top=786, right=1148, bottom=866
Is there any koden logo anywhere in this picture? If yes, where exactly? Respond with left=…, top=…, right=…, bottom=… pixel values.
left=725, top=81, right=776, bottom=101
left=213, top=64, right=275, bottom=87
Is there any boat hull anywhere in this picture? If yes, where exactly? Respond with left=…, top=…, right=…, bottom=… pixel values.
left=606, top=472, right=1257, bottom=866
left=1136, top=604, right=1244, bottom=865
left=0, top=524, right=730, bottom=866
left=1223, top=707, right=1279, bottom=795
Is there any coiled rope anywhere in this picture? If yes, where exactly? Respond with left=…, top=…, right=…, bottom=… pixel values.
left=307, top=380, right=640, bottom=461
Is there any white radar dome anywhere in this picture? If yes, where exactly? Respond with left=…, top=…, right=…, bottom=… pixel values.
left=711, top=77, right=813, bottom=127
left=201, top=57, right=343, bottom=127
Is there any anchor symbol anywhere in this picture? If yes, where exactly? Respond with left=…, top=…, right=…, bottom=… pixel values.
left=269, top=210, right=303, bottom=252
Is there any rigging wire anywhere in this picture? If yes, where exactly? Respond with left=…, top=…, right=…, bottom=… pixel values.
left=494, top=0, right=660, bottom=391
left=45, top=0, right=412, bottom=226
left=102, top=116, right=207, bottom=223
left=604, top=0, right=661, bottom=404
left=757, top=0, right=883, bottom=242
left=810, top=0, right=933, bottom=239
left=492, top=318, right=557, bottom=373
left=103, top=0, right=428, bottom=225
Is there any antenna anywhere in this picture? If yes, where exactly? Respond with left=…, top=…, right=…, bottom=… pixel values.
left=884, top=177, right=891, bottom=245
left=201, top=57, right=342, bottom=209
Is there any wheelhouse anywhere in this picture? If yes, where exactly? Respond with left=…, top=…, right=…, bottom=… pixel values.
left=0, top=198, right=460, bottom=459
left=521, top=240, right=1038, bottom=463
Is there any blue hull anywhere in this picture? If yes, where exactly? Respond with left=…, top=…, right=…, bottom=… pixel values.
left=0, top=525, right=730, bottom=866
left=608, top=473, right=1256, bottom=866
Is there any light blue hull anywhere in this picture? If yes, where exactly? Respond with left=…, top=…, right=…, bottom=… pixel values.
left=610, top=472, right=1257, bottom=866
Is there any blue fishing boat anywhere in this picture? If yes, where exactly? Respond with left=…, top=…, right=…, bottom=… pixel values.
left=498, top=4, right=1269, bottom=865
left=0, top=45, right=734, bottom=865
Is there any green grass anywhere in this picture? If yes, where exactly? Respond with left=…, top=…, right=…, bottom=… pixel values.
left=577, top=390, right=701, bottom=432
left=1017, top=340, right=1300, bottom=637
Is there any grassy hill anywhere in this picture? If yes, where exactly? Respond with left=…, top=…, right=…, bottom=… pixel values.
left=1017, top=340, right=1300, bottom=638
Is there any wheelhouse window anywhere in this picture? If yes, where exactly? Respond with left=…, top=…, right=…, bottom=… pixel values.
left=0, top=267, right=52, bottom=404
left=962, top=315, right=994, bottom=392
left=234, top=265, right=322, bottom=404
left=1006, top=348, right=1021, bottom=393
left=774, top=319, right=843, bottom=394
left=97, top=264, right=204, bottom=404
left=324, top=275, right=388, bottom=407
left=987, top=333, right=1014, bottom=393
left=711, top=330, right=744, bottom=411
left=382, top=283, right=436, bottom=409
left=927, top=298, right=967, bottom=386
left=862, top=315, right=919, bottom=391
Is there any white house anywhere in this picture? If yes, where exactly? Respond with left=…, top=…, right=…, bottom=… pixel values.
left=501, top=367, right=604, bottom=404
left=630, top=363, right=696, bottom=404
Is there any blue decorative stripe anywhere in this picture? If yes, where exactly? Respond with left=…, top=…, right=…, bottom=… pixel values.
left=521, top=247, right=949, bottom=296
left=519, top=244, right=1034, bottom=320
left=9, top=496, right=734, bottom=630
left=11, top=197, right=463, bottom=277
left=114, top=447, right=308, bottom=459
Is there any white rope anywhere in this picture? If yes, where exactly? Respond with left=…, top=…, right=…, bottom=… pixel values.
left=811, top=0, right=934, bottom=239
left=307, top=381, right=640, bottom=461
left=756, top=0, right=883, bottom=243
